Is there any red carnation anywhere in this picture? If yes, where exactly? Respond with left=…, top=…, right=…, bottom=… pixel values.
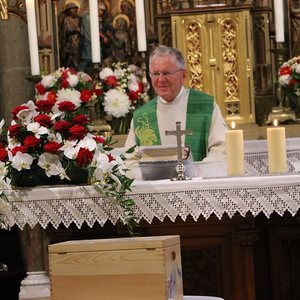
left=280, top=66, right=292, bottom=76
left=61, top=70, right=69, bottom=80
left=0, top=148, right=8, bottom=162
left=35, top=100, right=54, bottom=112
left=8, top=124, right=23, bottom=138
left=61, top=79, right=69, bottom=88
left=138, top=82, right=144, bottom=93
left=43, top=142, right=62, bottom=153
left=128, top=90, right=139, bottom=101
left=69, top=125, right=87, bottom=139
left=289, top=79, right=298, bottom=89
left=34, top=114, right=52, bottom=127
left=47, top=91, right=57, bottom=103
left=105, top=76, right=118, bottom=87
left=12, top=105, right=28, bottom=120
left=93, top=87, right=103, bottom=96
left=58, top=101, right=76, bottom=112
left=76, top=148, right=93, bottom=166
left=11, top=146, right=27, bottom=156
left=35, top=83, right=46, bottom=95
left=80, top=90, right=92, bottom=102
left=93, top=136, right=106, bottom=144
left=23, top=135, right=40, bottom=148
left=72, top=115, right=90, bottom=125
left=54, top=121, right=72, bottom=132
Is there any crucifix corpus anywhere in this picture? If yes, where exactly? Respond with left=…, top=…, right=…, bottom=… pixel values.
left=165, top=121, right=193, bottom=181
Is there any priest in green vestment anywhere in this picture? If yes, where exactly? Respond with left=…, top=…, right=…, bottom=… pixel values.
left=124, top=45, right=227, bottom=177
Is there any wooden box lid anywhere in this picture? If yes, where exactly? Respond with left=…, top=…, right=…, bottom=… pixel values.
left=49, top=235, right=180, bottom=254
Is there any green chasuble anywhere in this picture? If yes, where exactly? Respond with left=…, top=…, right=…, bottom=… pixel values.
left=133, top=89, right=214, bottom=161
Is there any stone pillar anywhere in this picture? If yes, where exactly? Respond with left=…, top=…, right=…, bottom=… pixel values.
left=19, top=224, right=50, bottom=299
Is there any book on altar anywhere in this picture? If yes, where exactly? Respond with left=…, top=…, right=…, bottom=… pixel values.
left=138, top=145, right=194, bottom=180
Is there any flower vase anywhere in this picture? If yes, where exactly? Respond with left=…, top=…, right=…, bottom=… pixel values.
left=110, top=115, right=131, bottom=135
left=10, top=162, right=89, bottom=189
left=10, top=162, right=61, bottom=188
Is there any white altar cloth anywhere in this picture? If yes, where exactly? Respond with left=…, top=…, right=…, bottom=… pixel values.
left=5, top=173, right=300, bottom=230
left=5, top=138, right=300, bottom=230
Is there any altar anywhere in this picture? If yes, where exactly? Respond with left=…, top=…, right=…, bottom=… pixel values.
left=4, top=138, right=300, bottom=300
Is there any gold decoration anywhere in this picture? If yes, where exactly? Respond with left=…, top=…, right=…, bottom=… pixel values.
left=0, top=0, right=9, bottom=20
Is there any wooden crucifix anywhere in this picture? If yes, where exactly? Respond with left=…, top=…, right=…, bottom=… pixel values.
left=165, top=121, right=193, bottom=180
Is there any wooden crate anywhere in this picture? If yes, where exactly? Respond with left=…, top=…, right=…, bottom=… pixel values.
left=48, top=235, right=183, bottom=300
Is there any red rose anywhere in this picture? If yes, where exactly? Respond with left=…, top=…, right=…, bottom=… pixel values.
left=12, top=105, right=28, bottom=120
left=43, top=142, right=62, bottom=153
left=107, top=153, right=114, bottom=162
left=93, top=136, right=106, bottom=144
left=23, top=135, right=40, bottom=148
left=58, top=101, right=76, bottom=112
left=0, top=143, right=5, bottom=149
left=47, top=91, right=57, bottom=103
left=128, top=90, right=139, bottom=101
left=76, top=148, right=93, bottom=166
left=35, top=100, right=54, bottom=112
left=8, top=124, right=23, bottom=138
left=35, top=83, right=46, bottom=95
left=72, top=115, right=91, bottom=125
left=280, top=66, right=292, bottom=76
left=11, top=146, right=27, bottom=156
left=53, top=121, right=72, bottom=132
left=80, top=90, right=92, bottom=102
left=0, top=148, right=8, bottom=162
left=105, top=76, right=118, bottom=87
left=69, top=125, right=87, bottom=139
left=34, top=114, right=52, bottom=127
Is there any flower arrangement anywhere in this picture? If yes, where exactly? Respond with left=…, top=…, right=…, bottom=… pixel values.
left=0, top=68, right=137, bottom=234
left=278, top=55, right=300, bottom=97
left=96, top=62, right=145, bottom=134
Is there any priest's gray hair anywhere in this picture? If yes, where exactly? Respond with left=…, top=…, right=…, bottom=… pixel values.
left=149, top=45, right=186, bottom=71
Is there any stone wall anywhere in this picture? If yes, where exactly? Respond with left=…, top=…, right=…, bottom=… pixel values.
left=0, top=16, right=36, bottom=125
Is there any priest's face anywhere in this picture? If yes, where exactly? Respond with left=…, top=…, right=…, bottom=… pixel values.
left=150, top=54, right=187, bottom=102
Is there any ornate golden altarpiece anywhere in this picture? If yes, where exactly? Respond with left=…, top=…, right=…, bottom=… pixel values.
left=171, top=8, right=255, bottom=126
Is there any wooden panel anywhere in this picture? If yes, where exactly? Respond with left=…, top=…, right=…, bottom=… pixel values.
left=268, top=226, right=300, bottom=300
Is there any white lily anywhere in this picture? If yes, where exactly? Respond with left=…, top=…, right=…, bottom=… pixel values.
left=47, top=132, right=63, bottom=144
left=27, top=122, right=48, bottom=138
left=38, top=153, right=63, bottom=177
left=0, top=162, right=7, bottom=177
left=63, top=143, right=78, bottom=160
left=76, top=136, right=97, bottom=152
left=11, top=152, right=33, bottom=171
left=17, top=100, right=39, bottom=125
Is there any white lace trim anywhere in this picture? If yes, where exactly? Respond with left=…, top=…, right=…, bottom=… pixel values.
left=6, top=138, right=300, bottom=229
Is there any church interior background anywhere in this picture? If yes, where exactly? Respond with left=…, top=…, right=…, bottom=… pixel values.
left=1, top=1, right=300, bottom=300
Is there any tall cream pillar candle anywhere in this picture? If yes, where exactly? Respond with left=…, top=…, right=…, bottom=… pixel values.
left=273, top=0, right=285, bottom=42
left=267, top=120, right=287, bottom=173
left=25, top=0, right=40, bottom=76
left=89, top=0, right=101, bottom=63
left=135, top=0, right=147, bottom=52
left=225, top=122, right=245, bottom=176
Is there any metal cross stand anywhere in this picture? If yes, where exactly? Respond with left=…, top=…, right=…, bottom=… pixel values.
left=165, top=121, right=193, bottom=181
